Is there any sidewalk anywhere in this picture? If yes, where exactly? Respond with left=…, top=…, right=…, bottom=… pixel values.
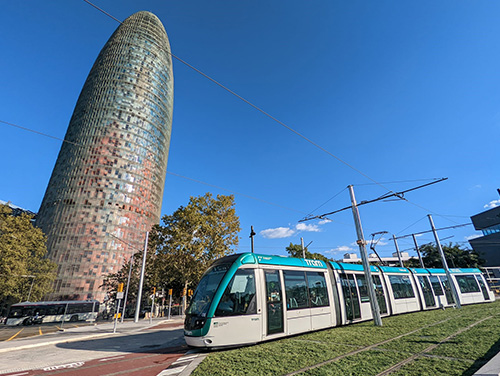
left=474, top=352, right=500, bottom=376
left=0, top=316, right=185, bottom=354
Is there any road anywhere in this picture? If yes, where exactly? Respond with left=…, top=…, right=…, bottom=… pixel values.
left=0, top=322, right=95, bottom=341
left=0, top=319, right=188, bottom=376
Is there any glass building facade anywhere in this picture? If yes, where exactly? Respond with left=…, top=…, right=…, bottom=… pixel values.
left=36, top=11, right=173, bottom=301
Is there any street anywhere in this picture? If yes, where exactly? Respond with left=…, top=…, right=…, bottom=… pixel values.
left=0, top=319, right=187, bottom=376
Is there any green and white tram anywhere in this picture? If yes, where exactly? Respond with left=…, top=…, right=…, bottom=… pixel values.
left=184, top=253, right=494, bottom=349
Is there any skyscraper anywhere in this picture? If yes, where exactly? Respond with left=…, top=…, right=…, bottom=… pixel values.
left=37, top=11, right=173, bottom=302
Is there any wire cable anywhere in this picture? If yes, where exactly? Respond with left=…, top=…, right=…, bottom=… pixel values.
left=166, top=171, right=307, bottom=215
left=0, top=119, right=81, bottom=147
left=80, top=0, right=434, bottom=211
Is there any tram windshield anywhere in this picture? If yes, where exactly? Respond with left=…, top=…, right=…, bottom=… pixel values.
left=186, top=263, right=231, bottom=317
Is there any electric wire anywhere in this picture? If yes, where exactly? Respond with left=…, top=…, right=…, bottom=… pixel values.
left=3, top=2, right=466, bottom=232
left=0, top=119, right=81, bottom=147
left=394, top=216, right=428, bottom=236
left=0, top=117, right=322, bottom=217
left=353, top=178, right=445, bottom=186
left=166, top=171, right=307, bottom=215
left=81, top=0, right=454, bottom=221
left=304, top=187, right=348, bottom=218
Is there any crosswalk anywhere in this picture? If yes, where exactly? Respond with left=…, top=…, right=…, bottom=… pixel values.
left=157, top=352, right=206, bottom=376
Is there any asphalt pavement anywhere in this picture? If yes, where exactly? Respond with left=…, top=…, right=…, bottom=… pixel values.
left=0, top=317, right=205, bottom=376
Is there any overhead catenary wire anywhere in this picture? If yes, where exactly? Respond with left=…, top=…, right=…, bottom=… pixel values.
left=81, top=0, right=459, bottom=224
left=166, top=171, right=307, bottom=215
left=3, top=1, right=466, bottom=236
left=0, top=119, right=81, bottom=147
left=0, top=117, right=339, bottom=217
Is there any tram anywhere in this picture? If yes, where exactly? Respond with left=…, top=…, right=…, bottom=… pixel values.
left=184, top=253, right=494, bottom=348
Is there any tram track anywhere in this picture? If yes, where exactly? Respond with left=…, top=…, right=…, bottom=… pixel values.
left=284, top=313, right=477, bottom=376
left=375, top=315, right=494, bottom=376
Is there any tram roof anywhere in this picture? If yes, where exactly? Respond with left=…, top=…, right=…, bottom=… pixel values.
left=235, top=253, right=327, bottom=269
left=329, top=262, right=380, bottom=273
left=378, top=266, right=412, bottom=274
left=428, top=268, right=482, bottom=274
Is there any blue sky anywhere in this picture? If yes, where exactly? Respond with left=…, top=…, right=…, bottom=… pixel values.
left=1, top=1, right=499, bottom=260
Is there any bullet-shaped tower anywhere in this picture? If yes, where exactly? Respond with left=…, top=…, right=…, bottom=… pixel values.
left=37, top=11, right=173, bottom=302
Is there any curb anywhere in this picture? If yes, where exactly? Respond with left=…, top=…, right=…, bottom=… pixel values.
left=157, top=351, right=207, bottom=376
left=0, top=319, right=182, bottom=354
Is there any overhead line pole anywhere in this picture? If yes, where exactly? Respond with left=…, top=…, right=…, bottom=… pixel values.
left=134, top=231, right=149, bottom=323
left=348, top=185, right=382, bottom=327
left=392, top=235, right=404, bottom=268
left=300, top=178, right=448, bottom=223
left=428, top=215, right=461, bottom=308
left=412, top=234, right=425, bottom=268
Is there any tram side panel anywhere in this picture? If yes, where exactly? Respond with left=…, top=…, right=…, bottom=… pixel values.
left=410, top=269, right=439, bottom=311
left=380, top=268, right=421, bottom=315
left=451, top=271, right=494, bottom=305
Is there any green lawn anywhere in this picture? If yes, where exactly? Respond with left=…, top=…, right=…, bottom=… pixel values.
left=192, top=300, right=500, bottom=376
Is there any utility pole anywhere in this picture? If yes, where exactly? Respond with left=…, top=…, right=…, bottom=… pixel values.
left=250, top=226, right=255, bottom=253
left=348, top=185, right=382, bottom=326
left=392, top=235, right=404, bottom=267
left=134, top=231, right=149, bottom=323
left=411, top=234, right=425, bottom=268
left=121, top=254, right=134, bottom=323
left=428, top=215, right=461, bottom=308
left=301, top=237, right=305, bottom=259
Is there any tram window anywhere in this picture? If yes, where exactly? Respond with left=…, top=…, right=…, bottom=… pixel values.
left=284, top=271, right=309, bottom=310
left=215, top=269, right=256, bottom=317
left=186, top=262, right=231, bottom=317
left=355, top=275, right=370, bottom=303
left=429, top=276, right=444, bottom=295
left=455, top=275, right=481, bottom=293
left=306, top=272, right=329, bottom=307
left=389, top=275, right=415, bottom=299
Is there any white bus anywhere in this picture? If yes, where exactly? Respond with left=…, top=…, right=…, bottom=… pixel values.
left=5, top=300, right=100, bottom=326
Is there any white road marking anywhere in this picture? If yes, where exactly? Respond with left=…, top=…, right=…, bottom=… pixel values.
left=157, top=365, right=187, bottom=375
left=99, top=355, right=126, bottom=362
left=42, top=362, right=85, bottom=371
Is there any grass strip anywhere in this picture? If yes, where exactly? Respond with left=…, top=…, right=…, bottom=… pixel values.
left=191, top=301, right=500, bottom=376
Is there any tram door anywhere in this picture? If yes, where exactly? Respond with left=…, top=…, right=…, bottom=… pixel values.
left=418, top=276, right=436, bottom=308
left=439, top=276, right=454, bottom=305
left=372, top=275, right=388, bottom=314
left=340, top=273, right=361, bottom=321
left=476, top=275, right=491, bottom=301
left=264, top=270, right=284, bottom=335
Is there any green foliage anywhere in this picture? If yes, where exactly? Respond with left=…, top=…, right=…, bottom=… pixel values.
left=101, top=193, right=240, bottom=307
left=0, top=204, right=57, bottom=314
left=418, top=243, right=485, bottom=269
left=152, top=193, right=240, bottom=291
left=285, top=242, right=331, bottom=263
left=192, top=300, right=500, bottom=376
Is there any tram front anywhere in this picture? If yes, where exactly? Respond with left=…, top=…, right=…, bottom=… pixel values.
left=184, top=253, right=261, bottom=348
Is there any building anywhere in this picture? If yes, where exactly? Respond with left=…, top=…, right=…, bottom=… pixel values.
left=342, top=252, right=416, bottom=267
left=36, top=11, right=173, bottom=301
left=469, top=202, right=500, bottom=267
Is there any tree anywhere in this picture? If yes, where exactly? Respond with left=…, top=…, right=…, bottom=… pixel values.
left=414, top=243, right=485, bottom=269
left=153, top=193, right=240, bottom=295
left=102, top=193, right=241, bottom=313
left=0, top=204, right=57, bottom=315
left=285, top=242, right=331, bottom=263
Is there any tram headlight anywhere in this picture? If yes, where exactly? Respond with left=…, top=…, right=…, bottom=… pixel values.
left=193, top=318, right=206, bottom=330
left=185, top=315, right=207, bottom=331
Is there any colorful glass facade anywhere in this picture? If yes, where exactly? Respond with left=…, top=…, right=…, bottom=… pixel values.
left=36, top=11, right=173, bottom=301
